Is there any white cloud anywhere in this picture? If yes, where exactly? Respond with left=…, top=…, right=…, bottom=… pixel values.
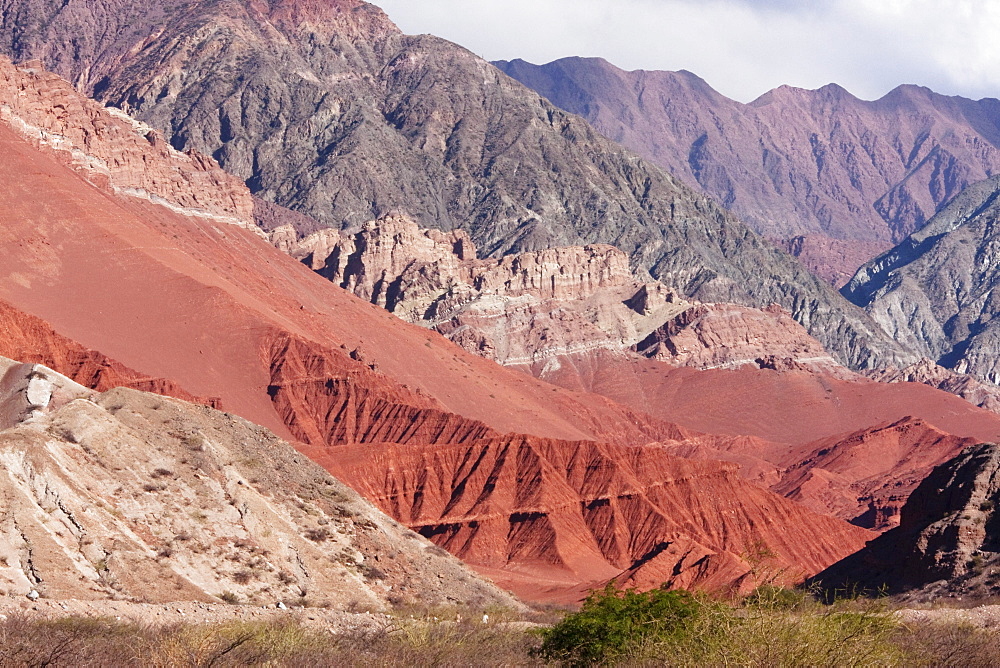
left=374, top=0, right=1000, bottom=102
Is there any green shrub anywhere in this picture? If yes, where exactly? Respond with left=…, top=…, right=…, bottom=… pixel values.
left=537, top=583, right=699, bottom=666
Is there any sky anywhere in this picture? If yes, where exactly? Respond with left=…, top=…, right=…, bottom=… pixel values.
left=374, top=0, right=1000, bottom=103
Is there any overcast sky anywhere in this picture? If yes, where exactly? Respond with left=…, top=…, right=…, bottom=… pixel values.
left=375, top=0, right=1000, bottom=102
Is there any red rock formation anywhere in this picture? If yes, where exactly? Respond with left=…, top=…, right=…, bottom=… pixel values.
left=325, top=436, right=873, bottom=602
left=774, top=418, right=980, bottom=530
left=0, top=299, right=221, bottom=408
left=4, top=56, right=995, bottom=603
left=300, top=215, right=855, bottom=378
left=634, top=303, right=849, bottom=376
left=0, top=57, right=254, bottom=226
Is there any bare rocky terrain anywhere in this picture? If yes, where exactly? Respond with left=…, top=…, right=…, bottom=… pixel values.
left=813, top=442, right=1000, bottom=599
left=845, top=175, right=1000, bottom=386
left=0, top=357, right=523, bottom=611
left=286, top=214, right=850, bottom=378
left=496, top=56, right=1000, bottom=285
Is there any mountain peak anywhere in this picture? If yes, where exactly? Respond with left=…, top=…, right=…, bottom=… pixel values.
left=249, top=0, right=399, bottom=35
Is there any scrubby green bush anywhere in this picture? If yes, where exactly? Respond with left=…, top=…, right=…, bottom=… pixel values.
left=537, top=583, right=905, bottom=667
left=537, top=583, right=699, bottom=665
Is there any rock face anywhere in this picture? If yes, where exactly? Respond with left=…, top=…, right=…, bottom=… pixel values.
left=844, top=175, right=1000, bottom=386
left=0, top=361, right=521, bottom=610
left=294, top=215, right=848, bottom=376
left=321, top=436, right=873, bottom=603
left=812, top=442, right=1000, bottom=597
left=495, top=57, right=1000, bottom=284
left=0, top=0, right=913, bottom=371
left=0, top=56, right=254, bottom=227
left=633, top=303, right=845, bottom=375
left=0, top=357, right=91, bottom=429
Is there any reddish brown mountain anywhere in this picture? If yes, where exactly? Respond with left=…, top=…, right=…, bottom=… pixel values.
left=321, top=437, right=873, bottom=604
left=0, top=300, right=221, bottom=408
left=496, top=57, right=1000, bottom=284
left=537, top=353, right=1000, bottom=448
left=0, top=0, right=915, bottom=371
left=0, top=55, right=883, bottom=600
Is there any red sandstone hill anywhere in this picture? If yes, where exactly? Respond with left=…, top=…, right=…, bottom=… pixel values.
left=0, top=56, right=881, bottom=599
left=317, top=437, right=872, bottom=603
left=538, top=351, right=1000, bottom=448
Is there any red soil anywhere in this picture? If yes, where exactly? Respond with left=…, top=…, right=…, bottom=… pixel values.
left=540, top=350, right=1000, bottom=446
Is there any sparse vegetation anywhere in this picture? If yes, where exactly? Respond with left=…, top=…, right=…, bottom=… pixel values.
left=218, top=591, right=241, bottom=604
left=4, top=586, right=1000, bottom=666
left=304, top=527, right=330, bottom=543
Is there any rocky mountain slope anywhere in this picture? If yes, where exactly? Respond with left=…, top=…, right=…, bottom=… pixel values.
left=813, top=442, right=1000, bottom=599
left=0, top=0, right=913, bottom=371
left=292, top=213, right=1000, bottom=535
left=667, top=416, right=980, bottom=531
left=0, top=298, right=222, bottom=409
left=317, top=436, right=873, bottom=603
left=496, top=57, right=1000, bottom=284
left=0, top=53, right=896, bottom=600
left=844, top=175, right=1000, bottom=386
left=288, top=214, right=849, bottom=377
left=0, top=357, right=521, bottom=609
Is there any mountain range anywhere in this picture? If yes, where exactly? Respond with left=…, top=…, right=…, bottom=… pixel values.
left=496, top=56, right=1000, bottom=286
left=0, top=0, right=914, bottom=371
left=1, top=0, right=1000, bottom=613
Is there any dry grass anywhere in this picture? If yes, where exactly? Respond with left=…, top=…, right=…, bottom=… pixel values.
left=2, top=594, right=1000, bottom=666
left=0, top=614, right=543, bottom=667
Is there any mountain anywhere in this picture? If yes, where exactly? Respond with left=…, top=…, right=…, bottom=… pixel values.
left=0, top=358, right=522, bottom=609
left=293, top=213, right=1000, bottom=533
left=0, top=0, right=913, bottom=371
left=0, top=53, right=897, bottom=601
left=844, top=175, right=1000, bottom=386
left=813, top=442, right=1000, bottom=599
left=319, top=436, right=873, bottom=604
left=288, top=213, right=851, bottom=377
left=495, top=57, right=1000, bottom=285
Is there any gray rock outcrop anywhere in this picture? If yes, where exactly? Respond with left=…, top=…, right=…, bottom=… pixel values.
left=845, top=175, right=1000, bottom=384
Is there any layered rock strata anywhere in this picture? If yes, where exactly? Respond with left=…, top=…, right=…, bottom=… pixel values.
left=291, top=215, right=849, bottom=377
left=321, top=436, right=873, bottom=603
left=0, top=56, right=254, bottom=227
